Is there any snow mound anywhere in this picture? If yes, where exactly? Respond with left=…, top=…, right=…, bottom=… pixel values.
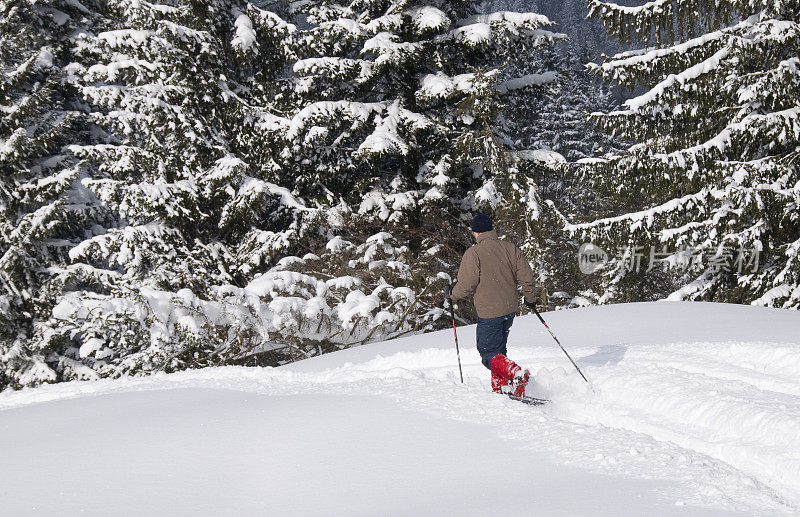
left=2, top=301, right=799, bottom=516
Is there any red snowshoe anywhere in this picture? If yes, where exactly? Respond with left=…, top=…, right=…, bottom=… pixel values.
left=509, top=369, right=530, bottom=398
left=490, top=354, right=529, bottom=396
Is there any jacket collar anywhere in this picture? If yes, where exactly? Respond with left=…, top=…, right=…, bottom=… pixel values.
left=475, top=230, right=498, bottom=243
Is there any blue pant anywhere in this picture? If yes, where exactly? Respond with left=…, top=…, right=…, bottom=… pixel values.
left=476, top=312, right=515, bottom=369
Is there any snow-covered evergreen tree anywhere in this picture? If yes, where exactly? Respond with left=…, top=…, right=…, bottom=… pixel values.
left=2, top=0, right=581, bottom=388
left=472, top=33, right=624, bottom=310
left=0, top=0, right=108, bottom=388
left=66, top=0, right=297, bottom=291
left=281, top=2, right=562, bottom=195
left=261, top=2, right=566, bottom=327
left=569, top=0, right=800, bottom=307
left=504, top=44, right=620, bottom=163
left=26, top=0, right=305, bottom=382
left=485, top=0, right=623, bottom=59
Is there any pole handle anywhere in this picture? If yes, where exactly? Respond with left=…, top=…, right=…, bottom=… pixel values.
left=530, top=304, right=546, bottom=324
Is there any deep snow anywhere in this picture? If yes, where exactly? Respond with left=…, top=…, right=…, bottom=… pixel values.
left=1, top=301, right=799, bottom=516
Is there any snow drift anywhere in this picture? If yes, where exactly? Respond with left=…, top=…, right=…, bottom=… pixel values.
left=1, top=301, right=799, bottom=516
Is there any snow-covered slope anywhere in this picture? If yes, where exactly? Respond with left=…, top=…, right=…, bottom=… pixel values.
left=2, top=302, right=799, bottom=516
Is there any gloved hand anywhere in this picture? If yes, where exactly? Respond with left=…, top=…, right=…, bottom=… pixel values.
left=524, top=300, right=537, bottom=312
left=443, top=284, right=453, bottom=310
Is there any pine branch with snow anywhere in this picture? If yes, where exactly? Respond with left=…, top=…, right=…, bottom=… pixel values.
left=0, top=0, right=110, bottom=388
left=575, top=0, right=800, bottom=307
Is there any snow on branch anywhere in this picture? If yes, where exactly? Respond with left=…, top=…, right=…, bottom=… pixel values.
left=666, top=271, right=716, bottom=300
left=659, top=106, right=800, bottom=161
left=416, top=72, right=472, bottom=101
left=416, top=70, right=506, bottom=102
left=458, top=11, right=552, bottom=31
left=95, top=29, right=156, bottom=48
left=751, top=284, right=800, bottom=306
left=497, top=71, right=559, bottom=92
left=446, top=11, right=561, bottom=47
left=68, top=222, right=185, bottom=271
left=407, top=6, right=450, bottom=32
left=84, top=177, right=198, bottom=222
left=513, top=149, right=567, bottom=165
left=359, top=190, right=421, bottom=223
left=737, top=57, right=800, bottom=104
left=157, top=21, right=213, bottom=49
left=361, top=32, right=422, bottom=66
left=293, top=56, right=375, bottom=84
left=286, top=100, right=385, bottom=142
left=565, top=189, right=710, bottom=234
left=618, top=47, right=730, bottom=113
left=247, top=5, right=296, bottom=35
left=590, top=16, right=756, bottom=85
left=589, top=0, right=673, bottom=16
left=231, top=9, right=258, bottom=53
left=239, top=177, right=311, bottom=212
left=356, top=100, right=431, bottom=157
left=587, top=0, right=726, bottom=45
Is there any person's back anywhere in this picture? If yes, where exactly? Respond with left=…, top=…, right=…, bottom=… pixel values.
left=452, top=230, right=537, bottom=319
left=447, top=214, right=539, bottom=397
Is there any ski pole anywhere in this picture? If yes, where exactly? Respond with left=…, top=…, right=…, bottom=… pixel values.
left=530, top=304, right=589, bottom=383
left=445, top=285, right=464, bottom=383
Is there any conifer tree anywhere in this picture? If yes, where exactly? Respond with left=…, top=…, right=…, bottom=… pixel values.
left=479, top=37, right=623, bottom=310
left=27, top=0, right=302, bottom=382
left=570, top=0, right=800, bottom=307
left=0, top=0, right=105, bottom=388
left=485, top=0, right=622, bottom=59
left=66, top=0, right=297, bottom=291
left=504, top=44, right=620, bottom=163
left=3, top=0, right=574, bottom=387
left=264, top=1, right=566, bottom=331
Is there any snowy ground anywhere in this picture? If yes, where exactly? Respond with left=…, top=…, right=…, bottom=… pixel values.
left=2, top=301, right=799, bottom=516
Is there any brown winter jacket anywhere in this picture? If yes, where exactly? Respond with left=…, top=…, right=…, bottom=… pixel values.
left=451, top=230, right=539, bottom=319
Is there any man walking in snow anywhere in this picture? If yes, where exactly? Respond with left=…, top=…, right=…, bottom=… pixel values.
left=445, top=214, right=540, bottom=397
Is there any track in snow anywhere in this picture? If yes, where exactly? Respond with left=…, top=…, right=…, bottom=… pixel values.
left=3, top=301, right=799, bottom=516
left=547, top=342, right=800, bottom=513
left=297, top=338, right=800, bottom=514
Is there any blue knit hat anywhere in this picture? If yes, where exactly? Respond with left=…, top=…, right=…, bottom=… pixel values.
left=470, top=213, right=493, bottom=233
